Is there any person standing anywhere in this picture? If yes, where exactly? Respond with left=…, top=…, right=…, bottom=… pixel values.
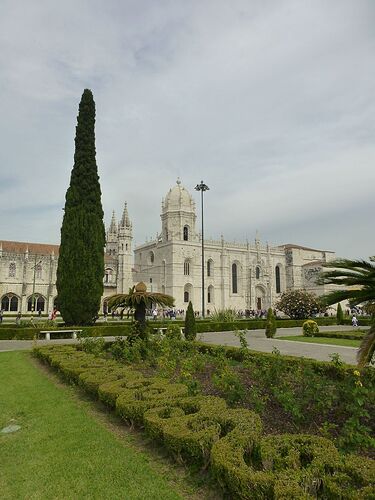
left=352, top=315, right=358, bottom=327
left=16, top=311, right=22, bottom=326
left=0, top=309, right=3, bottom=323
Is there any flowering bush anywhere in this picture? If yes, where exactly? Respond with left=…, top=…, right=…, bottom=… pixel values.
left=276, top=289, right=322, bottom=319
left=302, top=320, right=319, bottom=337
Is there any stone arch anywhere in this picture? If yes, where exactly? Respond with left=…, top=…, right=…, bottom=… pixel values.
left=104, top=267, right=115, bottom=284
left=27, top=293, right=46, bottom=312
left=1, top=293, right=19, bottom=312
left=184, top=283, right=193, bottom=304
left=231, top=260, right=242, bottom=294
left=207, top=258, right=214, bottom=277
left=149, top=251, right=155, bottom=264
left=255, top=285, right=266, bottom=310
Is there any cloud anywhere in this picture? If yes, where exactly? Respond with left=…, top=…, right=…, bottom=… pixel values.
left=0, top=0, right=374, bottom=258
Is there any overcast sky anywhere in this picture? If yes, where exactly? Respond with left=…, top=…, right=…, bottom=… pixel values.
left=1, top=0, right=374, bottom=259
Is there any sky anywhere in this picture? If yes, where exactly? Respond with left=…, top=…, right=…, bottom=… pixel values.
left=0, top=0, right=374, bottom=259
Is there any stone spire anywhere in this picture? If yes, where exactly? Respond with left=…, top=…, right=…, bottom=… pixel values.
left=119, top=202, right=132, bottom=229
left=108, top=210, right=117, bottom=234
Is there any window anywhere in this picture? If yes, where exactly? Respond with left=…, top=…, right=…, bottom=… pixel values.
left=8, top=262, right=16, bottom=278
left=1, top=294, right=19, bottom=312
left=104, top=268, right=113, bottom=283
left=184, top=291, right=189, bottom=303
left=184, top=260, right=190, bottom=276
left=149, top=251, right=155, bottom=264
left=232, top=263, right=238, bottom=293
left=125, top=244, right=128, bottom=251
left=256, top=266, right=260, bottom=279
left=183, top=226, right=189, bottom=241
left=275, top=265, right=281, bottom=293
left=36, top=263, right=42, bottom=279
left=207, top=259, right=213, bottom=277
left=208, top=285, right=214, bottom=304
left=27, top=294, right=45, bottom=312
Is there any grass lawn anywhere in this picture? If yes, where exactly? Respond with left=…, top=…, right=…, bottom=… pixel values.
left=0, top=351, right=203, bottom=499
left=279, top=336, right=361, bottom=347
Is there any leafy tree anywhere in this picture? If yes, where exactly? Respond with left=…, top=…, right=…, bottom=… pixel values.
left=265, top=308, right=277, bottom=338
left=276, top=290, right=322, bottom=319
left=319, top=258, right=375, bottom=367
left=336, top=303, right=344, bottom=325
left=108, top=282, right=174, bottom=339
left=56, top=89, right=105, bottom=325
left=184, top=301, right=197, bottom=340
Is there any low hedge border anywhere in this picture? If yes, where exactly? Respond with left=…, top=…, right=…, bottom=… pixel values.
left=315, top=331, right=366, bottom=341
left=33, top=345, right=375, bottom=499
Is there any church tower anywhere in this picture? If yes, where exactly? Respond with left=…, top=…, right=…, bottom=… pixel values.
left=106, top=211, right=118, bottom=256
left=117, top=202, right=133, bottom=293
left=161, top=178, right=197, bottom=242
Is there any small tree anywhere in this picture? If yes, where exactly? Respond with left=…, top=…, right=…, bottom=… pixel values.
left=265, top=308, right=277, bottom=338
left=276, top=290, right=322, bottom=319
left=336, top=303, right=344, bottom=325
left=184, top=301, right=197, bottom=341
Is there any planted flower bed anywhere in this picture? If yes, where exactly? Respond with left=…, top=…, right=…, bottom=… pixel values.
left=33, top=340, right=375, bottom=499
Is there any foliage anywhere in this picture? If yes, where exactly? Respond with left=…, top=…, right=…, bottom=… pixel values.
left=34, top=344, right=375, bottom=499
left=78, top=332, right=105, bottom=356
left=184, top=301, right=196, bottom=341
left=302, top=319, right=319, bottom=337
left=265, top=308, right=277, bottom=338
left=276, top=289, right=322, bottom=319
left=336, top=302, right=344, bottom=325
left=56, top=89, right=105, bottom=326
left=108, top=282, right=174, bottom=339
left=210, top=308, right=239, bottom=322
left=320, top=257, right=375, bottom=367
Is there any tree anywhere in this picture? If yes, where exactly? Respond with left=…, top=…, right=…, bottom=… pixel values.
left=265, top=308, right=277, bottom=338
left=336, top=303, right=344, bottom=325
left=275, top=290, right=322, bottom=319
left=184, top=301, right=197, bottom=340
left=107, top=282, right=174, bottom=339
left=319, top=258, right=375, bottom=367
left=56, top=89, right=105, bottom=325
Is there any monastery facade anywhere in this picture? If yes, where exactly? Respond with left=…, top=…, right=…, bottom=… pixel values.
left=0, top=180, right=336, bottom=315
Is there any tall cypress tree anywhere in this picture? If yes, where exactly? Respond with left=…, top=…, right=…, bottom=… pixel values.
left=56, top=89, right=105, bottom=325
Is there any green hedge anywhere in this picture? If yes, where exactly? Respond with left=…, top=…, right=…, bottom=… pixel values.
left=33, top=345, right=375, bottom=499
left=0, top=324, right=132, bottom=340
left=316, top=331, right=366, bottom=341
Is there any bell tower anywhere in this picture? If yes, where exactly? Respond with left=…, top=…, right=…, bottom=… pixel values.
left=117, top=202, right=133, bottom=293
left=161, top=179, right=197, bottom=242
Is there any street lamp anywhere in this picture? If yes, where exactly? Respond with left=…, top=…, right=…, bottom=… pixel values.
left=31, top=256, right=42, bottom=314
left=195, top=181, right=209, bottom=318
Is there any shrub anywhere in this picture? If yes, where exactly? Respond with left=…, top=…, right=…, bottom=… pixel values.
left=184, top=301, right=197, bottom=341
left=302, top=320, right=319, bottom=337
left=336, top=303, right=344, bottom=325
left=265, top=308, right=277, bottom=338
left=210, top=308, right=239, bottom=322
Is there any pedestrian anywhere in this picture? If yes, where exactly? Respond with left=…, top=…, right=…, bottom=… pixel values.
left=0, top=309, right=3, bottom=323
left=352, top=315, right=358, bottom=327
left=16, top=311, right=22, bottom=326
left=152, top=308, right=158, bottom=320
left=38, top=308, right=42, bottom=317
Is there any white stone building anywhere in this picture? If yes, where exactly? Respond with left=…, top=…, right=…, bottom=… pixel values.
left=0, top=180, right=336, bottom=315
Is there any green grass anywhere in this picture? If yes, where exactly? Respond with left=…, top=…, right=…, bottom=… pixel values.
left=279, top=336, right=361, bottom=347
left=0, top=351, right=185, bottom=499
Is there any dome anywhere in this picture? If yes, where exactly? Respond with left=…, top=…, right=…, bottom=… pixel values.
left=163, top=178, right=195, bottom=212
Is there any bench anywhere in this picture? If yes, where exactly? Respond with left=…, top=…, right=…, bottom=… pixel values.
left=152, top=327, right=185, bottom=338
left=40, top=329, right=82, bottom=341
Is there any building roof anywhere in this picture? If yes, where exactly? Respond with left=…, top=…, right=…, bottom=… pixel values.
left=162, top=178, right=195, bottom=212
left=0, top=240, right=59, bottom=255
left=282, top=243, right=334, bottom=253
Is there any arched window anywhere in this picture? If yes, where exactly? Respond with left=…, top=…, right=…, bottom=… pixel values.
left=275, top=265, right=281, bottom=293
left=27, top=294, right=45, bottom=312
left=104, top=268, right=113, bottom=283
left=184, top=260, right=190, bottom=276
left=1, top=295, right=9, bottom=311
left=207, top=259, right=213, bottom=277
left=36, top=263, right=42, bottom=279
left=256, top=266, right=261, bottom=279
left=149, top=251, right=155, bottom=264
left=232, top=263, right=238, bottom=294
left=207, top=285, right=214, bottom=304
left=184, top=291, right=189, bottom=303
left=8, top=262, right=16, bottom=278
left=10, top=295, right=18, bottom=311
left=183, top=226, right=189, bottom=241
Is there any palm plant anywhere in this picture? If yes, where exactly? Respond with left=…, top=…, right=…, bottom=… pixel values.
left=107, top=282, right=174, bottom=339
left=319, top=258, right=375, bottom=367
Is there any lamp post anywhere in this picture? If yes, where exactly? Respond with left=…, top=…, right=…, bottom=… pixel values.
left=195, top=181, right=209, bottom=318
left=31, top=256, right=42, bottom=314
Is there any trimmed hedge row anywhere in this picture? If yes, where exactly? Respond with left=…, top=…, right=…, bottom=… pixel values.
left=33, top=345, right=375, bottom=499
left=0, top=324, right=132, bottom=340
left=316, top=331, right=366, bottom=341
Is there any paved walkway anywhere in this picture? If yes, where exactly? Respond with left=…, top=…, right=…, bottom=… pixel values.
left=0, top=325, right=365, bottom=365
